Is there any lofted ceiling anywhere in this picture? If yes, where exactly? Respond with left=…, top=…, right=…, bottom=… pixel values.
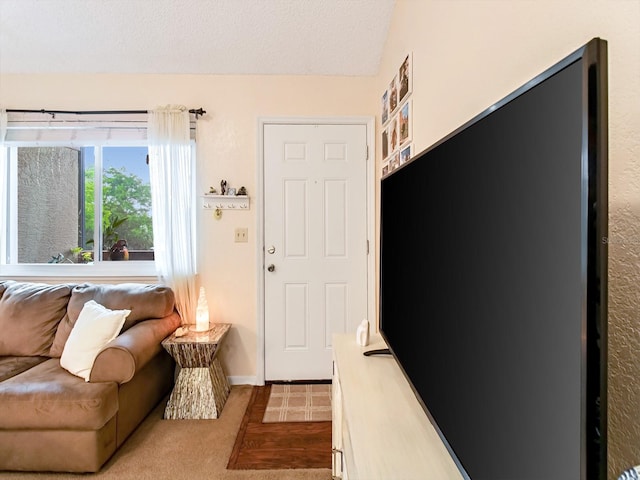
left=0, top=0, right=395, bottom=76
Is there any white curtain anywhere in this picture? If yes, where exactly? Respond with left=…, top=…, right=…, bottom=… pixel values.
left=148, top=105, right=196, bottom=325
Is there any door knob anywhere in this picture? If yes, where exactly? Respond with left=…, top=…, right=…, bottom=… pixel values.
left=267, top=264, right=276, bottom=272
left=267, top=245, right=276, bottom=254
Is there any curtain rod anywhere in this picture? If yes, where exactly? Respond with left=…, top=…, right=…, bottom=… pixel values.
left=6, top=108, right=206, bottom=118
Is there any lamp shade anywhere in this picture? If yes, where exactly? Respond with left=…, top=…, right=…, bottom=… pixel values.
left=193, top=287, right=210, bottom=332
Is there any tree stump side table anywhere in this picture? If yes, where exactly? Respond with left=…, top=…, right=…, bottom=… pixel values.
left=161, top=323, right=231, bottom=419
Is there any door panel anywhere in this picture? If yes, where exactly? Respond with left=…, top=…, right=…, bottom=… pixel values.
left=284, top=179, right=308, bottom=257
left=285, top=283, right=308, bottom=349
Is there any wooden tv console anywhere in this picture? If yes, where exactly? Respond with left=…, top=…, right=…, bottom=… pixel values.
left=331, top=333, right=464, bottom=479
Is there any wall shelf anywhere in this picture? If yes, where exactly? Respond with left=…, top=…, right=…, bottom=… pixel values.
left=201, top=194, right=250, bottom=210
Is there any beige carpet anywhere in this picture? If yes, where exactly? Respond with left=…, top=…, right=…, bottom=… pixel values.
left=262, top=384, right=332, bottom=423
left=0, top=386, right=330, bottom=480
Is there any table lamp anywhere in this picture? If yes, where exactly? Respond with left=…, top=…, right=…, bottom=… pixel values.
left=193, top=286, right=210, bottom=332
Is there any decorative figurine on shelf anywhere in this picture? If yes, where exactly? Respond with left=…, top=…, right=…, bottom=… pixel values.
left=208, top=186, right=217, bottom=194
left=227, top=187, right=236, bottom=196
left=237, top=186, right=247, bottom=196
left=220, top=180, right=227, bottom=195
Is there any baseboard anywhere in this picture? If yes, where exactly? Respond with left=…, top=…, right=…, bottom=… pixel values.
left=228, top=376, right=258, bottom=386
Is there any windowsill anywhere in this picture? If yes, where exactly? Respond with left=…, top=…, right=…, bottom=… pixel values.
left=0, top=261, right=158, bottom=279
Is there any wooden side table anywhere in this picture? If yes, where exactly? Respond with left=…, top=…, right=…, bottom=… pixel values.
left=161, top=323, right=231, bottom=419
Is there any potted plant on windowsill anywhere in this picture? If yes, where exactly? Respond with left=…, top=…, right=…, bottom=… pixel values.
left=87, top=214, right=130, bottom=261
left=70, top=246, right=93, bottom=264
left=109, top=239, right=129, bottom=261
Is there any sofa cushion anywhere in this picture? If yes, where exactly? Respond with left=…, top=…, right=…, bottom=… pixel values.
left=50, top=283, right=175, bottom=357
left=0, top=281, right=72, bottom=357
left=61, top=300, right=130, bottom=381
left=0, top=358, right=118, bottom=430
left=0, top=356, right=48, bottom=382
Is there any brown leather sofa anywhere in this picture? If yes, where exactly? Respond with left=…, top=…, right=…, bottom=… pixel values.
left=0, top=281, right=181, bottom=472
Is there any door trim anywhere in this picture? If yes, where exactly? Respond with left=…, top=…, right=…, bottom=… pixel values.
left=256, top=116, right=375, bottom=385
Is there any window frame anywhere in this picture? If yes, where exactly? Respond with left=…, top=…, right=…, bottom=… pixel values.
left=1, top=139, right=158, bottom=278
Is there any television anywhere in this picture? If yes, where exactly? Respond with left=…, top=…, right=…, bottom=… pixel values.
left=379, top=38, right=607, bottom=480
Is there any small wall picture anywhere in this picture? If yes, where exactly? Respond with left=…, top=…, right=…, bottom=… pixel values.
left=389, top=76, right=398, bottom=114
left=382, top=161, right=390, bottom=176
left=399, top=100, right=411, bottom=146
left=389, top=115, right=399, bottom=154
left=382, top=127, right=389, bottom=160
left=390, top=152, right=400, bottom=171
left=381, top=90, right=389, bottom=125
left=399, top=53, right=412, bottom=104
left=400, top=144, right=412, bottom=165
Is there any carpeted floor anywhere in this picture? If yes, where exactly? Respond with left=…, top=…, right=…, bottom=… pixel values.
left=0, top=386, right=331, bottom=480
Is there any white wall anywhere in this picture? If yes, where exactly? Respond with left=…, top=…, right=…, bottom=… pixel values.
left=376, top=1, right=640, bottom=476
left=0, top=73, right=376, bottom=383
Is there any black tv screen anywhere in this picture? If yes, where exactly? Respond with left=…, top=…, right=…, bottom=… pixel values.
left=379, top=38, right=607, bottom=480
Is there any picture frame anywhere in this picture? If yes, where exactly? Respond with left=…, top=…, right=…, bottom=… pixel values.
left=400, top=143, right=412, bottom=166
left=382, top=161, right=390, bottom=177
left=389, top=75, right=398, bottom=115
left=389, top=114, right=400, bottom=154
left=381, top=90, right=389, bottom=125
left=398, top=100, right=411, bottom=147
left=390, top=151, right=400, bottom=171
left=398, top=53, right=412, bottom=104
left=382, top=126, right=390, bottom=161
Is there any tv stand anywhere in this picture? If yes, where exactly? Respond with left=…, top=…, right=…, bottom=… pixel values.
left=332, top=333, right=463, bottom=479
left=363, top=348, right=391, bottom=356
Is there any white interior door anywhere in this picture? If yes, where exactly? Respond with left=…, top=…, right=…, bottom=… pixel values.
left=264, top=123, right=369, bottom=381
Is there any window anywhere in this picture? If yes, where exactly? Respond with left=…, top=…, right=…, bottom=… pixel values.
left=1, top=143, right=156, bottom=275
left=0, top=110, right=197, bottom=277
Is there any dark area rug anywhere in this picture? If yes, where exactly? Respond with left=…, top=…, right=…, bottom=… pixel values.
left=226, top=385, right=332, bottom=470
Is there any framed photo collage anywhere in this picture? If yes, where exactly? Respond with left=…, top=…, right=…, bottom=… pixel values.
left=381, top=53, right=412, bottom=177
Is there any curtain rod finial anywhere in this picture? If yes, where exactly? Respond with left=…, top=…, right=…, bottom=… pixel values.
left=189, top=108, right=206, bottom=118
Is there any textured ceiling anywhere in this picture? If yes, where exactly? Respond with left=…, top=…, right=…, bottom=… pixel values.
left=0, top=0, right=395, bottom=75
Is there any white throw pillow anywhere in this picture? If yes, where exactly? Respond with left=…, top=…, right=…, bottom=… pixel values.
left=60, top=300, right=130, bottom=381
